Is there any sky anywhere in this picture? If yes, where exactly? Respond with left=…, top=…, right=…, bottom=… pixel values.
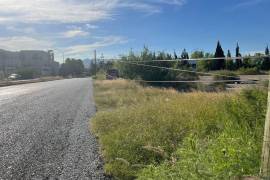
left=0, top=0, right=269, bottom=62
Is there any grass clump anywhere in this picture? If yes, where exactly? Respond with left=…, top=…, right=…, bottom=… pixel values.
left=91, top=80, right=267, bottom=179
left=236, top=67, right=261, bottom=75
left=213, top=70, right=240, bottom=81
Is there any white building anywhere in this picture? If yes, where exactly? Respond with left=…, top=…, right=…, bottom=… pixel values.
left=0, top=49, right=59, bottom=78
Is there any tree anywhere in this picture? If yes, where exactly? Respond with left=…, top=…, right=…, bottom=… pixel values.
left=59, top=58, right=85, bottom=77
left=173, top=51, right=178, bottom=60
left=261, top=45, right=270, bottom=70
left=227, top=50, right=232, bottom=58
left=192, top=51, right=209, bottom=71
left=16, top=68, right=39, bottom=79
left=213, top=41, right=225, bottom=70
left=181, top=49, right=189, bottom=59
left=179, top=49, right=189, bottom=67
left=141, top=46, right=152, bottom=61
left=191, top=51, right=204, bottom=59
left=226, top=50, right=234, bottom=70
left=89, top=60, right=96, bottom=76
left=235, top=43, right=242, bottom=69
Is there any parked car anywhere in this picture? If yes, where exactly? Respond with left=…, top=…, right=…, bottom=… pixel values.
left=8, top=74, right=21, bottom=80
left=106, top=69, right=119, bottom=80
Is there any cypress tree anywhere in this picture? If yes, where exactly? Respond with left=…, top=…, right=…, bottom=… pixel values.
left=180, top=49, right=189, bottom=67
left=173, top=50, right=178, bottom=59
left=226, top=50, right=234, bottom=70
left=235, top=43, right=242, bottom=69
left=181, top=49, right=189, bottom=59
left=261, top=45, right=270, bottom=70
left=227, top=50, right=232, bottom=58
left=213, top=41, right=225, bottom=70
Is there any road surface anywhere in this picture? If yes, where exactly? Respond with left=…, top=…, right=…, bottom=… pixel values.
left=0, top=78, right=106, bottom=180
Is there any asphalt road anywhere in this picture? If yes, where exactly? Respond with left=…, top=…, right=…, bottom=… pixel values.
left=0, top=78, right=106, bottom=180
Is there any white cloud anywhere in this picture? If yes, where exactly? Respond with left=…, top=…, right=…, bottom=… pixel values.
left=6, top=26, right=36, bottom=34
left=0, top=0, right=186, bottom=58
left=85, top=24, right=99, bottom=29
left=0, top=36, right=53, bottom=51
left=64, top=36, right=128, bottom=55
left=0, top=0, right=115, bottom=24
left=61, top=29, right=89, bottom=38
left=0, top=0, right=186, bottom=24
left=231, top=0, right=265, bottom=10
left=156, top=0, right=186, bottom=6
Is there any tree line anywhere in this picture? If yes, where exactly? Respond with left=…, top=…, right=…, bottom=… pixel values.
left=114, top=41, right=269, bottom=90
left=118, top=42, right=270, bottom=74
left=197, top=41, right=270, bottom=71
left=59, top=58, right=85, bottom=77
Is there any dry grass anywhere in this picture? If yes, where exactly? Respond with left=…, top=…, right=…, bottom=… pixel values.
left=91, top=79, right=266, bottom=179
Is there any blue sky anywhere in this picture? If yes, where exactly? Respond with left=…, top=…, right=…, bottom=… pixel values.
left=0, top=0, right=269, bottom=62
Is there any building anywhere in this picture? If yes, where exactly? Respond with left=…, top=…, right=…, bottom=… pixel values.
left=0, top=49, right=59, bottom=78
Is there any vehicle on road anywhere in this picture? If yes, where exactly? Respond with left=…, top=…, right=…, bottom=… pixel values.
left=106, top=69, right=119, bottom=80
left=8, top=74, right=21, bottom=80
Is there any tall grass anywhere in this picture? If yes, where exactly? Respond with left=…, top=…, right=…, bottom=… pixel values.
left=91, top=80, right=267, bottom=179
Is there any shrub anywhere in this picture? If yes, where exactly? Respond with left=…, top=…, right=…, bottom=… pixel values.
left=16, top=68, right=39, bottom=79
left=236, top=67, right=261, bottom=75
left=213, top=70, right=240, bottom=81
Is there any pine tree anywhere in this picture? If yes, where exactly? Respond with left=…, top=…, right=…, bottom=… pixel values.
left=227, top=50, right=232, bottom=58
left=180, top=49, right=189, bottom=67
left=181, top=49, right=189, bottom=59
left=261, top=45, right=270, bottom=70
left=226, top=50, right=234, bottom=70
left=235, top=43, right=242, bottom=69
left=173, top=50, right=178, bottom=59
left=213, top=41, right=225, bottom=70
left=266, top=45, right=269, bottom=55
left=152, top=52, right=156, bottom=60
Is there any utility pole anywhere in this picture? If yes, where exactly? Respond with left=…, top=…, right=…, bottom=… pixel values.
left=261, top=73, right=270, bottom=178
left=94, top=50, right=97, bottom=76
left=62, top=52, right=65, bottom=64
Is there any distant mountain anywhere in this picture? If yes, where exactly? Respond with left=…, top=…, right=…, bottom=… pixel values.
left=83, top=58, right=92, bottom=68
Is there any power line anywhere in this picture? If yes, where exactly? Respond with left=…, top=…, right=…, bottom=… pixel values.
left=109, top=55, right=270, bottom=63
left=119, top=61, right=260, bottom=81
left=133, top=79, right=257, bottom=83
left=106, top=72, right=256, bottom=84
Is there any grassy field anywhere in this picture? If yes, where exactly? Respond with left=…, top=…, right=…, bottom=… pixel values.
left=91, top=79, right=267, bottom=179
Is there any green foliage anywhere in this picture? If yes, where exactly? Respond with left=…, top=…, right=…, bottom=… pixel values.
left=213, top=70, right=240, bottom=81
left=139, top=88, right=266, bottom=179
left=261, top=46, right=270, bottom=70
left=213, top=41, right=226, bottom=70
left=59, top=58, right=85, bottom=77
left=16, top=68, right=39, bottom=79
left=236, top=67, right=261, bottom=75
left=191, top=51, right=204, bottom=59
left=89, top=60, right=114, bottom=76
left=196, top=52, right=213, bottom=72
left=118, top=47, right=199, bottom=90
left=235, top=43, right=243, bottom=69
left=92, top=80, right=267, bottom=179
left=181, top=49, right=189, bottom=59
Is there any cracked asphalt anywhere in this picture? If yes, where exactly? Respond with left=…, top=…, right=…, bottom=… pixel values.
left=0, top=78, right=106, bottom=180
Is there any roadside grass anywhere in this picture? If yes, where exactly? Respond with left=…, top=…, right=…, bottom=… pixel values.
left=91, top=79, right=267, bottom=179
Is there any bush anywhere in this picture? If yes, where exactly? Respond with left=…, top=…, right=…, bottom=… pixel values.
left=236, top=67, right=261, bottom=75
left=16, top=68, right=39, bottom=79
left=213, top=70, right=240, bottom=82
